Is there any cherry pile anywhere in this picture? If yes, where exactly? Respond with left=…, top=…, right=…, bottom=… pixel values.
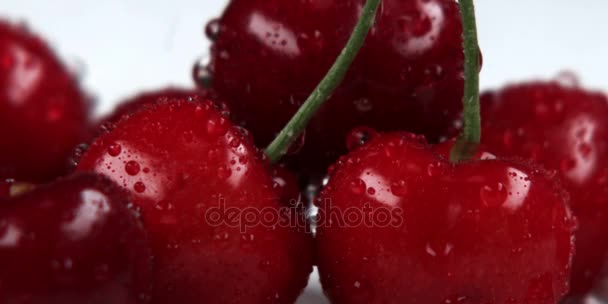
left=0, top=1, right=606, bottom=303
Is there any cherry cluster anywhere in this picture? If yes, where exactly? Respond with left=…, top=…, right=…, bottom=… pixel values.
left=1, top=1, right=607, bottom=303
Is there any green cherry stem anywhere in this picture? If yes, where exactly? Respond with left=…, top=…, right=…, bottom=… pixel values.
left=265, top=0, right=381, bottom=163
left=450, top=0, right=482, bottom=162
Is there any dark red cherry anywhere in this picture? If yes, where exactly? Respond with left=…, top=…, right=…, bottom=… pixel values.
left=0, top=173, right=151, bottom=303
left=98, top=88, right=209, bottom=130
left=207, top=0, right=465, bottom=181
left=76, top=99, right=313, bottom=303
left=0, top=20, right=92, bottom=182
left=316, top=132, right=576, bottom=303
left=479, top=81, right=608, bottom=297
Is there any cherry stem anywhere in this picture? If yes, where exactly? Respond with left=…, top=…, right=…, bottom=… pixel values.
left=450, top=0, right=482, bottom=162
left=265, top=0, right=382, bottom=163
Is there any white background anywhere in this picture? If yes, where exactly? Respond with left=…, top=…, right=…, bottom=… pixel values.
left=2, top=1, right=607, bottom=303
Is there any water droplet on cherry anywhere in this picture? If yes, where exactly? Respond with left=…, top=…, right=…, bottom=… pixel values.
left=479, top=182, right=508, bottom=207
left=125, top=161, right=141, bottom=176
left=391, top=180, right=408, bottom=197
left=346, top=127, right=377, bottom=151
left=353, top=98, right=373, bottom=112
left=134, top=182, right=146, bottom=193
left=350, top=179, right=366, bottom=195
left=206, top=116, right=229, bottom=137
left=205, top=18, right=221, bottom=41
left=427, top=162, right=446, bottom=177
left=108, top=143, right=122, bottom=157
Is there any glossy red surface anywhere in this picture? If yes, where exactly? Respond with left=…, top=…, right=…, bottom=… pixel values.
left=98, top=88, right=209, bottom=131
left=77, top=99, right=313, bottom=303
left=208, top=0, right=465, bottom=181
left=480, top=81, right=608, bottom=296
left=316, top=133, right=576, bottom=303
left=0, top=21, right=92, bottom=182
left=0, top=173, right=151, bottom=303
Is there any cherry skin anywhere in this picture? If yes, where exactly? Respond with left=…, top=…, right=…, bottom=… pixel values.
left=479, top=81, right=608, bottom=297
left=0, top=173, right=152, bottom=303
left=98, top=88, right=209, bottom=130
left=0, top=20, right=92, bottom=182
left=206, top=0, right=465, bottom=181
left=316, top=132, right=576, bottom=304
left=76, top=98, right=313, bottom=303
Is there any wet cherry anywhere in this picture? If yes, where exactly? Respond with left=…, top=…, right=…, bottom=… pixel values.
left=316, top=133, right=576, bottom=303
left=206, top=0, right=465, bottom=181
left=0, top=20, right=92, bottom=182
left=0, top=173, right=152, bottom=303
left=76, top=98, right=313, bottom=303
left=479, top=81, right=608, bottom=297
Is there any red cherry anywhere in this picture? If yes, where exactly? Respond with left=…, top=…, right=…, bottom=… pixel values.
left=76, top=98, right=313, bottom=303
left=0, top=20, right=92, bottom=182
left=98, top=88, right=209, bottom=131
left=0, top=173, right=152, bottom=303
left=479, top=81, right=608, bottom=297
left=206, top=0, right=465, bottom=181
left=316, top=132, right=576, bottom=303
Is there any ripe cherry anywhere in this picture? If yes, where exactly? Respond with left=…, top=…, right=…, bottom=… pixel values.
left=316, top=132, right=576, bottom=303
left=76, top=98, right=313, bottom=303
left=479, top=81, right=608, bottom=297
left=0, top=173, right=152, bottom=303
left=0, top=20, right=92, bottom=182
left=206, top=0, right=465, bottom=181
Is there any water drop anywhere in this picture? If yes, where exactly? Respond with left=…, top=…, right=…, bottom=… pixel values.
left=578, top=143, right=592, bottom=158
left=205, top=18, right=221, bottom=40
left=442, top=295, right=468, bottom=304
left=367, top=187, right=376, bottom=195
left=134, top=182, right=146, bottom=193
left=390, top=180, right=408, bottom=197
left=427, top=162, right=446, bottom=177
left=217, top=166, right=232, bottom=180
left=353, top=98, right=373, bottom=112
left=350, top=179, right=366, bottom=195
left=346, top=127, right=377, bottom=151
left=207, top=116, right=229, bottom=137
left=192, top=57, right=213, bottom=88
left=555, top=71, right=580, bottom=88
left=479, top=183, right=507, bottom=207
left=108, top=143, right=122, bottom=157
left=286, top=130, right=306, bottom=155
left=125, top=161, right=141, bottom=176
